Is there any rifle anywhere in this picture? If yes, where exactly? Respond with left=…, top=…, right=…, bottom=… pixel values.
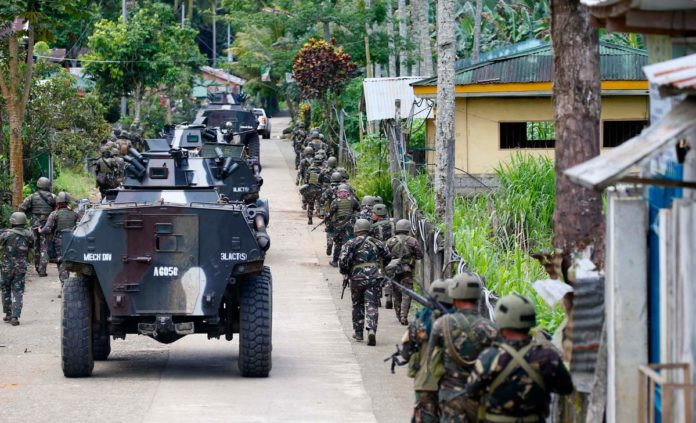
left=383, top=274, right=450, bottom=315
left=311, top=216, right=328, bottom=232
left=341, top=276, right=349, bottom=299
left=384, top=344, right=408, bottom=374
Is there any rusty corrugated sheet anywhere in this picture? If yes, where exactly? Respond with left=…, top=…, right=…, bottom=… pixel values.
left=413, top=41, right=647, bottom=87
left=643, top=53, right=696, bottom=93
left=570, top=276, right=605, bottom=378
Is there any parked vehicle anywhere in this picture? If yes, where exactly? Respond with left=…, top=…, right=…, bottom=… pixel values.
left=253, top=108, right=271, bottom=139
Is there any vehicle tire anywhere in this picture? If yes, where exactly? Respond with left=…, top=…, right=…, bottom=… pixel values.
left=238, top=266, right=272, bottom=377
left=248, top=133, right=261, bottom=161
left=61, top=276, right=94, bottom=377
left=92, top=300, right=111, bottom=361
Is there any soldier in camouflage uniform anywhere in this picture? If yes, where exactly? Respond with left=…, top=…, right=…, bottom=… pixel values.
left=371, top=203, right=395, bottom=307
left=339, top=219, right=391, bottom=346
left=19, top=177, right=55, bottom=277
left=318, top=156, right=338, bottom=217
left=385, top=219, right=424, bottom=325
left=465, top=294, right=574, bottom=423
left=308, top=133, right=328, bottom=154
left=301, top=156, right=325, bottom=225
left=321, top=172, right=343, bottom=256
left=40, top=192, right=78, bottom=291
left=94, top=147, right=120, bottom=198
left=401, top=279, right=453, bottom=423
left=428, top=274, right=499, bottom=423
left=359, top=196, right=376, bottom=220
left=292, top=122, right=307, bottom=169
left=326, top=183, right=360, bottom=266
left=297, top=146, right=314, bottom=189
left=1, top=212, right=34, bottom=326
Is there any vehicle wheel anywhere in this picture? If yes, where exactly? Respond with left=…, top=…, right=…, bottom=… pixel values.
left=62, top=276, right=94, bottom=377
left=248, top=133, right=261, bottom=161
left=238, top=266, right=272, bottom=377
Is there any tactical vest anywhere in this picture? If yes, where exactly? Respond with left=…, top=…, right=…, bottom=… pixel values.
left=54, top=208, right=78, bottom=232
left=30, top=191, right=55, bottom=218
left=310, top=140, right=323, bottom=152
left=98, top=157, right=116, bottom=174
left=372, top=219, right=394, bottom=241
left=336, top=196, right=354, bottom=218
left=307, top=166, right=321, bottom=185
left=443, top=313, right=485, bottom=369
left=391, top=234, right=415, bottom=267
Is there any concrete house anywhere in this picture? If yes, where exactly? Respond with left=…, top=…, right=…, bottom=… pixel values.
left=411, top=41, right=649, bottom=189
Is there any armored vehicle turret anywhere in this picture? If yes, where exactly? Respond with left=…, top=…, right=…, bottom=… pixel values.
left=60, top=148, right=272, bottom=378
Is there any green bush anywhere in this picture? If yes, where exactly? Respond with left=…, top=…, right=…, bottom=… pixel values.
left=54, top=167, right=96, bottom=200
left=351, top=135, right=393, bottom=208
left=407, top=153, right=564, bottom=332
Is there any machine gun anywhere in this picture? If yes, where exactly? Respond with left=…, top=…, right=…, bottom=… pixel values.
left=384, top=274, right=450, bottom=315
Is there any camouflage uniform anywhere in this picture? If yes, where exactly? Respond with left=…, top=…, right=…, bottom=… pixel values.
left=308, top=137, right=327, bottom=154
left=40, top=207, right=78, bottom=284
left=428, top=309, right=499, bottom=423
left=359, top=204, right=374, bottom=220
left=321, top=182, right=341, bottom=255
left=19, top=190, right=55, bottom=275
left=371, top=216, right=395, bottom=303
left=327, top=190, right=360, bottom=265
left=94, top=152, right=119, bottom=198
left=339, top=233, right=390, bottom=337
left=1, top=227, right=33, bottom=319
left=302, top=162, right=324, bottom=223
left=297, top=154, right=312, bottom=187
left=385, top=233, right=424, bottom=322
left=465, top=338, right=574, bottom=422
left=292, top=128, right=307, bottom=169
left=407, top=307, right=449, bottom=423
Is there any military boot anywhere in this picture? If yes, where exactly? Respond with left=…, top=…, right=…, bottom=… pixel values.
left=385, top=294, right=393, bottom=309
left=326, top=242, right=333, bottom=256
left=10, top=317, right=19, bottom=326
left=329, top=260, right=338, bottom=267
left=308, top=216, right=313, bottom=225
left=3, top=314, right=10, bottom=323
left=367, top=330, right=376, bottom=346
left=352, top=332, right=363, bottom=342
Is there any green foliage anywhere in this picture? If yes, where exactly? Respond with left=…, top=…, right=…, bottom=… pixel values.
left=54, top=167, right=95, bottom=200
left=407, top=153, right=563, bottom=332
left=351, top=136, right=393, bottom=208
left=293, top=38, right=357, bottom=100
left=337, top=77, right=364, bottom=142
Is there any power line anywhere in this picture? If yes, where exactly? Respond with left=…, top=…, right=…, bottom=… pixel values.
left=34, top=54, right=218, bottom=65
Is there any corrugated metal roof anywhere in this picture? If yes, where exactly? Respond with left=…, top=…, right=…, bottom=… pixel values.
left=363, top=77, right=432, bottom=122
left=200, top=66, right=246, bottom=85
left=643, top=52, right=696, bottom=93
left=570, top=275, right=605, bottom=387
left=581, top=0, right=696, bottom=10
left=413, top=41, right=648, bottom=87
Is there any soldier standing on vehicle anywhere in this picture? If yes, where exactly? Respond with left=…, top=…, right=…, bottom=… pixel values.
left=359, top=196, right=376, bottom=220
left=401, top=279, right=453, bottom=423
left=339, top=219, right=391, bottom=346
left=428, top=274, right=499, bottom=422
left=40, top=192, right=78, bottom=291
left=1, top=212, right=34, bottom=326
left=326, top=183, right=360, bottom=266
left=302, top=156, right=324, bottom=225
left=19, top=177, right=55, bottom=277
left=94, top=147, right=119, bottom=198
left=465, top=294, right=574, bottom=423
left=385, top=219, right=424, bottom=325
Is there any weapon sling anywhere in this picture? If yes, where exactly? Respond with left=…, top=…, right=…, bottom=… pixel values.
left=443, top=314, right=478, bottom=367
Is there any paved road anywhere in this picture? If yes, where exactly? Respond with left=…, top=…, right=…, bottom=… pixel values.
left=0, top=117, right=412, bottom=423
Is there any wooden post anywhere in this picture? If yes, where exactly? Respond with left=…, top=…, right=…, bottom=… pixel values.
left=338, top=110, right=345, bottom=165
left=390, top=100, right=404, bottom=219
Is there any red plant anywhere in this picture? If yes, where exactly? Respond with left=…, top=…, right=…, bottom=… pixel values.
left=292, top=38, right=357, bottom=99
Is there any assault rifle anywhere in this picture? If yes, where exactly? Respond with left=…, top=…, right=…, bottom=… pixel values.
left=384, top=274, right=450, bottom=315
left=341, top=275, right=349, bottom=299
left=311, top=216, right=328, bottom=232
left=384, top=344, right=408, bottom=374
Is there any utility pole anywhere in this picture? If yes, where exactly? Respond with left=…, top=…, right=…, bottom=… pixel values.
left=181, top=3, right=185, bottom=27
left=121, top=0, right=128, bottom=118
left=212, top=1, right=217, bottom=67
left=227, top=22, right=232, bottom=62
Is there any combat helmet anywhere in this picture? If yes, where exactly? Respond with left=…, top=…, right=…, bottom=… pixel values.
left=374, top=195, right=383, bottom=204
left=429, top=279, right=453, bottom=305
left=336, top=167, right=349, bottom=180
left=448, top=273, right=482, bottom=301
left=56, top=191, right=70, bottom=204
left=354, top=218, right=371, bottom=235
left=9, top=211, right=27, bottom=226
left=338, top=183, right=351, bottom=192
left=327, top=157, right=337, bottom=168
left=395, top=219, right=410, bottom=234
left=303, top=146, right=314, bottom=156
left=297, top=122, right=305, bottom=128
left=373, top=203, right=388, bottom=217
left=331, top=171, right=343, bottom=183
left=37, top=176, right=51, bottom=190
left=494, top=294, right=536, bottom=330
left=361, top=196, right=375, bottom=207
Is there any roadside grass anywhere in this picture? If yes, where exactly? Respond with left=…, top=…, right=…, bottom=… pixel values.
left=351, top=136, right=393, bottom=207
left=54, top=167, right=97, bottom=201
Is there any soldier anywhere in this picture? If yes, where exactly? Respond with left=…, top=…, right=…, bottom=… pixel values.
left=308, top=133, right=328, bottom=154
left=302, top=156, right=324, bottom=225
left=326, top=183, right=360, bottom=266
left=297, top=146, right=314, bottom=188
left=428, top=274, right=499, bottom=422
left=94, top=147, right=119, bottom=198
left=318, top=156, right=338, bottom=218
left=111, top=147, right=126, bottom=184
left=371, top=203, right=395, bottom=307
left=1, top=212, right=34, bottom=326
left=40, top=192, right=78, bottom=291
left=385, top=219, right=424, bottom=325
left=339, top=219, right=391, bottom=346
left=321, top=171, right=343, bottom=256
left=465, top=294, right=574, bottom=423
left=359, top=196, right=376, bottom=220
left=292, top=122, right=307, bottom=169
left=19, top=176, right=55, bottom=277
left=401, top=279, right=453, bottom=423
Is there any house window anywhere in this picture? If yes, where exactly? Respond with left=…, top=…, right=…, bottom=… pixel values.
left=603, top=120, right=648, bottom=148
left=500, top=121, right=555, bottom=149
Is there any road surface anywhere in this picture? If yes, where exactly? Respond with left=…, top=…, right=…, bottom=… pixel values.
left=0, top=116, right=412, bottom=423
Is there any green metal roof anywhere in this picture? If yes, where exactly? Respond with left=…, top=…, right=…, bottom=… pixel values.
left=413, top=41, right=648, bottom=87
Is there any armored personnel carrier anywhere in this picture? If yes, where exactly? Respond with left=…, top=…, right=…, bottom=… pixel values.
left=60, top=148, right=272, bottom=378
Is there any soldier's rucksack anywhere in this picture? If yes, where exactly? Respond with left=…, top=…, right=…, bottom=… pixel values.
left=308, top=167, right=321, bottom=185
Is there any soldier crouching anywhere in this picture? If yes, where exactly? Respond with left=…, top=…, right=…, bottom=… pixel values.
left=339, top=219, right=390, bottom=346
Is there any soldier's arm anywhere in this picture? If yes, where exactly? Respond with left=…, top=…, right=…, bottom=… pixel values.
left=39, top=212, right=56, bottom=234
left=465, top=348, right=498, bottom=400
left=543, top=349, right=575, bottom=395
left=378, top=240, right=391, bottom=264
left=474, top=320, right=500, bottom=349
left=337, top=240, right=352, bottom=275
left=409, top=237, right=424, bottom=260
left=19, top=195, right=32, bottom=213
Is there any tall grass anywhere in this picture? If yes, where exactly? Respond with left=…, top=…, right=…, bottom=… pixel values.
left=408, top=153, right=564, bottom=332
left=351, top=136, right=393, bottom=207
left=54, top=167, right=97, bottom=200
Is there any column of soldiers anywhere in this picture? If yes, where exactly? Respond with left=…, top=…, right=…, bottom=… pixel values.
left=93, top=125, right=143, bottom=198
left=3, top=176, right=79, bottom=325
